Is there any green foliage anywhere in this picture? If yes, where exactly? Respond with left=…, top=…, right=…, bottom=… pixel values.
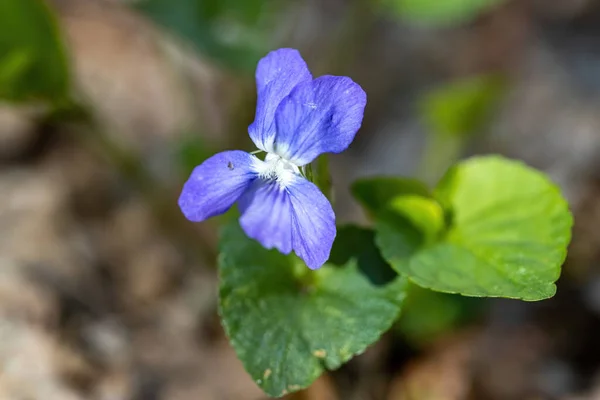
left=384, top=195, right=445, bottom=242
left=314, top=154, right=333, bottom=201
left=137, top=0, right=278, bottom=72
left=384, top=0, right=506, bottom=26
left=329, top=225, right=397, bottom=286
left=417, top=75, right=507, bottom=183
left=219, top=222, right=407, bottom=397
left=368, top=155, right=572, bottom=301
left=397, top=283, right=483, bottom=345
left=0, top=0, right=69, bottom=102
left=421, top=75, right=506, bottom=139
left=351, top=177, right=431, bottom=217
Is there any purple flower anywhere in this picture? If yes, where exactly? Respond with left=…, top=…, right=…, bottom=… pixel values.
left=178, top=48, right=367, bottom=269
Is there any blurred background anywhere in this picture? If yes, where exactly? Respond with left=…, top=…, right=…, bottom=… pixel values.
left=2, top=0, right=600, bottom=399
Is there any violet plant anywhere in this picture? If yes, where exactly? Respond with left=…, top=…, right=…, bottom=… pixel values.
left=179, top=48, right=573, bottom=397
left=0, top=0, right=565, bottom=397
left=179, top=49, right=365, bottom=270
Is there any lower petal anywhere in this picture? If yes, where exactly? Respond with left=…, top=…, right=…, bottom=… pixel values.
left=238, top=179, right=293, bottom=254
left=287, top=176, right=336, bottom=270
left=178, top=150, right=257, bottom=221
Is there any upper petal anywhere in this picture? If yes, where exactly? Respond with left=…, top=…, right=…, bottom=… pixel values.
left=238, top=179, right=293, bottom=254
left=248, top=48, right=313, bottom=152
left=178, top=150, right=257, bottom=221
left=287, top=175, right=336, bottom=270
left=273, top=75, right=367, bottom=166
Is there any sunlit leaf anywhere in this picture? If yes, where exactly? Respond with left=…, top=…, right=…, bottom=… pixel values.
left=377, top=156, right=573, bottom=301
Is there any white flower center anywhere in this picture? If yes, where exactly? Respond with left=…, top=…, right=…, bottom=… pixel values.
left=253, top=152, right=300, bottom=187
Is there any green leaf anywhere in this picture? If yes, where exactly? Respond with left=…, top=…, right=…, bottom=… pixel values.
left=329, top=225, right=397, bottom=286
left=0, top=50, right=33, bottom=91
left=369, top=193, right=445, bottom=268
left=351, top=176, right=431, bottom=217
left=314, top=154, right=333, bottom=201
left=385, top=0, right=506, bottom=26
left=385, top=195, right=445, bottom=242
left=421, top=75, right=506, bottom=139
left=374, top=210, right=426, bottom=271
left=0, top=0, right=69, bottom=102
left=397, top=284, right=484, bottom=345
left=377, top=155, right=573, bottom=301
left=219, top=222, right=408, bottom=397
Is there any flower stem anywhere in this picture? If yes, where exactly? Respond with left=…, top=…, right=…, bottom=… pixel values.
left=314, top=154, right=333, bottom=202
left=303, top=163, right=314, bottom=182
left=292, top=258, right=319, bottom=291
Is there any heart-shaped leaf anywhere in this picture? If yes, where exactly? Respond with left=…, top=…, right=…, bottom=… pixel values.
left=376, top=156, right=572, bottom=301
left=219, top=222, right=408, bottom=397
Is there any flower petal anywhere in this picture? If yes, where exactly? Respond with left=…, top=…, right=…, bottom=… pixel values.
left=237, top=174, right=335, bottom=269
left=248, top=48, right=312, bottom=152
left=273, top=75, right=367, bottom=166
left=178, top=151, right=257, bottom=221
left=288, top=176, right=336, bottom=270
left=238, top=179, right=293, bottom=254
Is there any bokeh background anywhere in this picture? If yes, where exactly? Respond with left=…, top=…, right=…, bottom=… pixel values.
left=2, top=0, right=600, bottom=399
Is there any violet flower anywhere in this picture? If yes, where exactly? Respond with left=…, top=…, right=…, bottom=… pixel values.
left=178, top=48, right=367, bottom=269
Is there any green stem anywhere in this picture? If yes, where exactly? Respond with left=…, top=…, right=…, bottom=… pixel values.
left=303, top=163, right=314, bottom=182
left=314, top=154, right=333, bottom=202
